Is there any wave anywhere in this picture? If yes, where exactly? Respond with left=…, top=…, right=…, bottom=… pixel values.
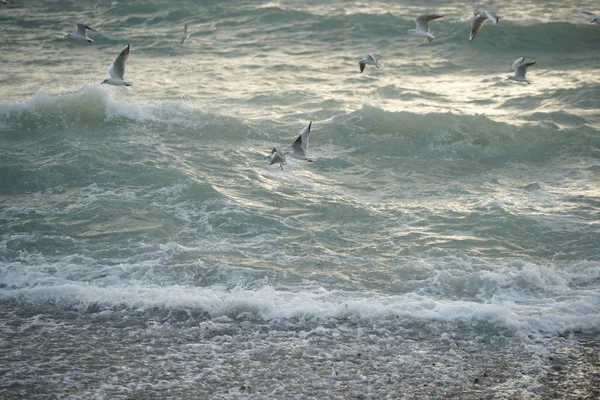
left=330, top=105, right=599, bottom=166
left=1, top=87, right=598, bottom=176
left=2, top=257, right=599, bottom=337
left=0, top=86, right=252, bottom=142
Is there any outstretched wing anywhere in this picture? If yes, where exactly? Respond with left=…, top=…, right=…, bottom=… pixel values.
left=516, top=61, right=535, bottom=78
left=76, top=23, right=93, bottom=34
left=512, top=56, right=525, bottom=72
left=469, top=15, right=488, bottom=40
left=359, top=62, right=365, bottom=73
left=581, top=11, right=598, bottom=20
left=108, top=44, right=130, bottom=80
left=291, top=121, right=312, bottom=155
left=415, top=14, right=443, bottom=32
left=484, top=11, right=499, bottom=24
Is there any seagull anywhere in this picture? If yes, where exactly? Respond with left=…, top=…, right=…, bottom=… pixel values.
left=180, top=24, right=190, bottom=44
left=359, top=54, right=381, bottom=73
left=407, top=14, right=444, bottom=42
left=266, top=148, right=286, bottom=169
left=508, top=56, right=536, bottom=84
left=101, top=44, right=133, bottom=86
left=470, top=9, right=500, bottom=41
left=1, top=0, right=9, bottom=5
left=65, top=24, right=95, bottom=43
left=581, top=11, right=600, bottom=24
left=267, top=121, right=314, bottom=168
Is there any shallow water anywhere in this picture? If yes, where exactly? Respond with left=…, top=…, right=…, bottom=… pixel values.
left=1, top=0, right=599, bottom=398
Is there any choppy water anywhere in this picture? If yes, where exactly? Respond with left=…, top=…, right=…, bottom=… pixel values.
left=1, top=0, right=600, bottom=398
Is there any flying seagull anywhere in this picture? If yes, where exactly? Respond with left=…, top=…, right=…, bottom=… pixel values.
left=359, top=54, right=381, bottom=73
left=266, top=148, right=286, bottom=169
left=101, top=44, right=133, bottom=86
left=65, top=23, right=95, bottom=43
left=581, top=11, right=600, bottom=24
left=470, top=9, right=500, bottom=41
left=180, top=24, right=190, bottom=44
left=407, top=14, right=444, bottom=42
left=267, top=121, right=314, bottom=169
left=508, top=56, right=536, bottom=84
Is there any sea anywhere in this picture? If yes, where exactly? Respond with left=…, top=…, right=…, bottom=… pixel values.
left=1, top=0, right=599, bottom=398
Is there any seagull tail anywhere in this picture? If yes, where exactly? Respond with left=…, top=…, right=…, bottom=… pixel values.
left=124, top=81, right=134, bottom=87
left=375, top=62, right=382, bottom=69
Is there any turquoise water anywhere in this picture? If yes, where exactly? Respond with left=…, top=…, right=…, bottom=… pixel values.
left=1, top=1, right=599, bottom=398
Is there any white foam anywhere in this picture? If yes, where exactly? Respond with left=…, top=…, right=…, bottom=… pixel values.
left=1, top=271, right=598, bottom=338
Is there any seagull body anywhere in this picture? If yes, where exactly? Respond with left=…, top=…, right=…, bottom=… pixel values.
left=266, top=148, right=286, bottom=169
left=470, top=9, right=500, bottom=41
left=407, top=14, right=444, bottom=42
left=65, top=23, right=95, bottom=43
left=180, top=24, right=191, bottom=44
left=508, top=56, right=536, bottom=84
left=101, top=44, right=133, bottom=86
left=581, top=11, right=600, bottom=24
left=359, top=54, right=381, bottom=73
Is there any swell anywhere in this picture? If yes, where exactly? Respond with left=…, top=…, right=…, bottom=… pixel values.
left=331, top=105, right=599, bottom=167
left=1, top=88, right=597, bottom=182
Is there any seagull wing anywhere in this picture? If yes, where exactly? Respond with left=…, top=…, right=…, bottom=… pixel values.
left=581, top=11, right=598, bottom=20
left=469, top=15, right=488, bottom=40
left=359, top=62, right=365, bottom=73
left=291, top=121, right=312, bottom=155
left=484, top=11, right=499, bottom=24
left=76, top=23, right=89, bottom=35
left=512, top=56, right=525, bottom=72
left=516, top=61, right=535, bottom=78
left=184, top=24, right=188, bottom=34
left=108, top=44, right=130, bottom=80
left=415, top=14, right=443, bottom=32
left=367, top=53, right=377, bottom=63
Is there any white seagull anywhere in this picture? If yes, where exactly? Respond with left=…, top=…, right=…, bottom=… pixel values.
left=470, top=9, right=500, bottom=41
left=101, top=44, right=133, bottom=86
left=581, top=11, right=600, bottom=24
left=508, top=56, right=536, bottom=84
left=359, top=54, right=381, bottom=73
left=180, top=24, right=191, bottom=44
left=65, top=23, right=95, bottom=43
left=266, top=148, right=286, bottom=169
left=407, top=14, right=444, bottom=42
